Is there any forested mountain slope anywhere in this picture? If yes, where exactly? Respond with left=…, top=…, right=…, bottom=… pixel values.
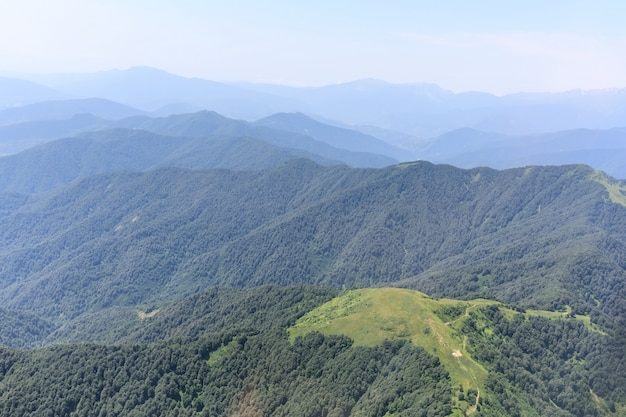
left=1, top=160, right=625, bottom=331
left=112, top=110, right=400, bottom=166
left=0, top=285, right=623, bottom=417
left=0, top=111, right=398, bottom=194
left=0, top=129, right=340, bottom=194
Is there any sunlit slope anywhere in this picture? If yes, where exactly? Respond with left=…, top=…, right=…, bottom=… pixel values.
left=290, top=288, right=600, bottom=401
left=290, top=287, right=491, bottom=393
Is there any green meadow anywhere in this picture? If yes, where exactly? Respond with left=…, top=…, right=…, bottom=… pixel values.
left=289, top=287, right=599, bottom=415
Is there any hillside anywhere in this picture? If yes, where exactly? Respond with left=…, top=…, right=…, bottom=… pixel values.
left=290, top=288, right=491, bottom=394
left=0, top=128, right=343, bottom=194
left=0, top=161, right=625, bottom=330
left=0, top=286, right=622, bottom=416
left=290, top=287, right=621, bottom=416
left=254, top=112, right=409, bottom=160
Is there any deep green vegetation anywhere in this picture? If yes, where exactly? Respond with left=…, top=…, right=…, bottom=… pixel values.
left=0, top=287, right=453, bottom=417
left=48, top=285, right=338, bottom=345
left=1, top=160, right=625, bottom=330
left=0, top=333, right=452, bottom=417
left=462, top=304, right=626, bottom=417
left=2, top=141, right=626, bottom=416
left=1, top=286, right=624, bottom=416
left=0, top=308, right=55, bottom=349
left=289, top=288, right=625, bottom=416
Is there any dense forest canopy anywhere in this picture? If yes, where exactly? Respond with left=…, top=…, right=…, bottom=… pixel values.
left=1, top=160, right=625, bottom=326
left=1, top=121, right=626, bottom=415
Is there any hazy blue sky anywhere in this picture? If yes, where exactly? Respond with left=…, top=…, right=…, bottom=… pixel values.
left=1, top=0, right=625, bottom=94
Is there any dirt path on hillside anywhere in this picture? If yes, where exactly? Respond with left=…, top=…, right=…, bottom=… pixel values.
left=446, top=303, right=480, bottom=326
left=465, top=388, right=480, bottom=416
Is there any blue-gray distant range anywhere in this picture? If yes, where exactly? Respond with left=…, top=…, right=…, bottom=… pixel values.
left=2, top=66, right=626, bottom=179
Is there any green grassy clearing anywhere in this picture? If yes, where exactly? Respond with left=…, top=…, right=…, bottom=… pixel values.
left=289, top=287, right=603, bottom=415
left=590, top=170, right=626, bottom=207
left=289, top=288, right=490, bottom=393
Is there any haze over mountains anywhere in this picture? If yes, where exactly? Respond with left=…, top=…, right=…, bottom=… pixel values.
left=2, top=66, right=626, bottom=416
left=2, top=66, right=626, bottom=179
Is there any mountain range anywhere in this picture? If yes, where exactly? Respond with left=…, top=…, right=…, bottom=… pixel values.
left=7, top=67, right=626, bottom=137
left=1, top=67, right=626, bottom=416
left=2, top=67, right=626, bottom=180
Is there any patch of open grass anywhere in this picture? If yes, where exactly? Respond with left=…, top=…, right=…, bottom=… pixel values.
left=526, top=306, right=607, bottom=335
left=206, top=339, right=238, bottom=366
left=290, top=288, right=490, bottom=393
left=590, top=170, right=626, bottom=207
left=290, top=286, right=604, bottom=411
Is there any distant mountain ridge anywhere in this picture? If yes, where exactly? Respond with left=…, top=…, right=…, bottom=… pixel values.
left=0, top=128, right=339, bottom=194
left=418, top=127, right=626, bottom=179
left=10, top=67, right=626, bottom=137
left=254, top=112, right=407, bottom=160
left=0, top=97, right=145, bottom=127
left=21, top=66, right=303, bottom=118
left=0, top=110, right=403, bottom=194
left=0, top=76, right=64, bottom=108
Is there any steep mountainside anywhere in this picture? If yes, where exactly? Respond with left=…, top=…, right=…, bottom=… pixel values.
left=0, top=160, right=625, bottom=330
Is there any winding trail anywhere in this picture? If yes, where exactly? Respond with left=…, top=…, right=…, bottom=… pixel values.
left=446, top=303, right=480, bottom=326
left=465, top=389, right=480, bottom=416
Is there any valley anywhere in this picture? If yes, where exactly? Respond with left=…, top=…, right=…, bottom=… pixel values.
left=0, top=68, right=626, bottom=416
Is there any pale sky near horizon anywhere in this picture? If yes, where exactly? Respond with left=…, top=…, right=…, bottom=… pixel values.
left=1, top=0, right=625, bottom=94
